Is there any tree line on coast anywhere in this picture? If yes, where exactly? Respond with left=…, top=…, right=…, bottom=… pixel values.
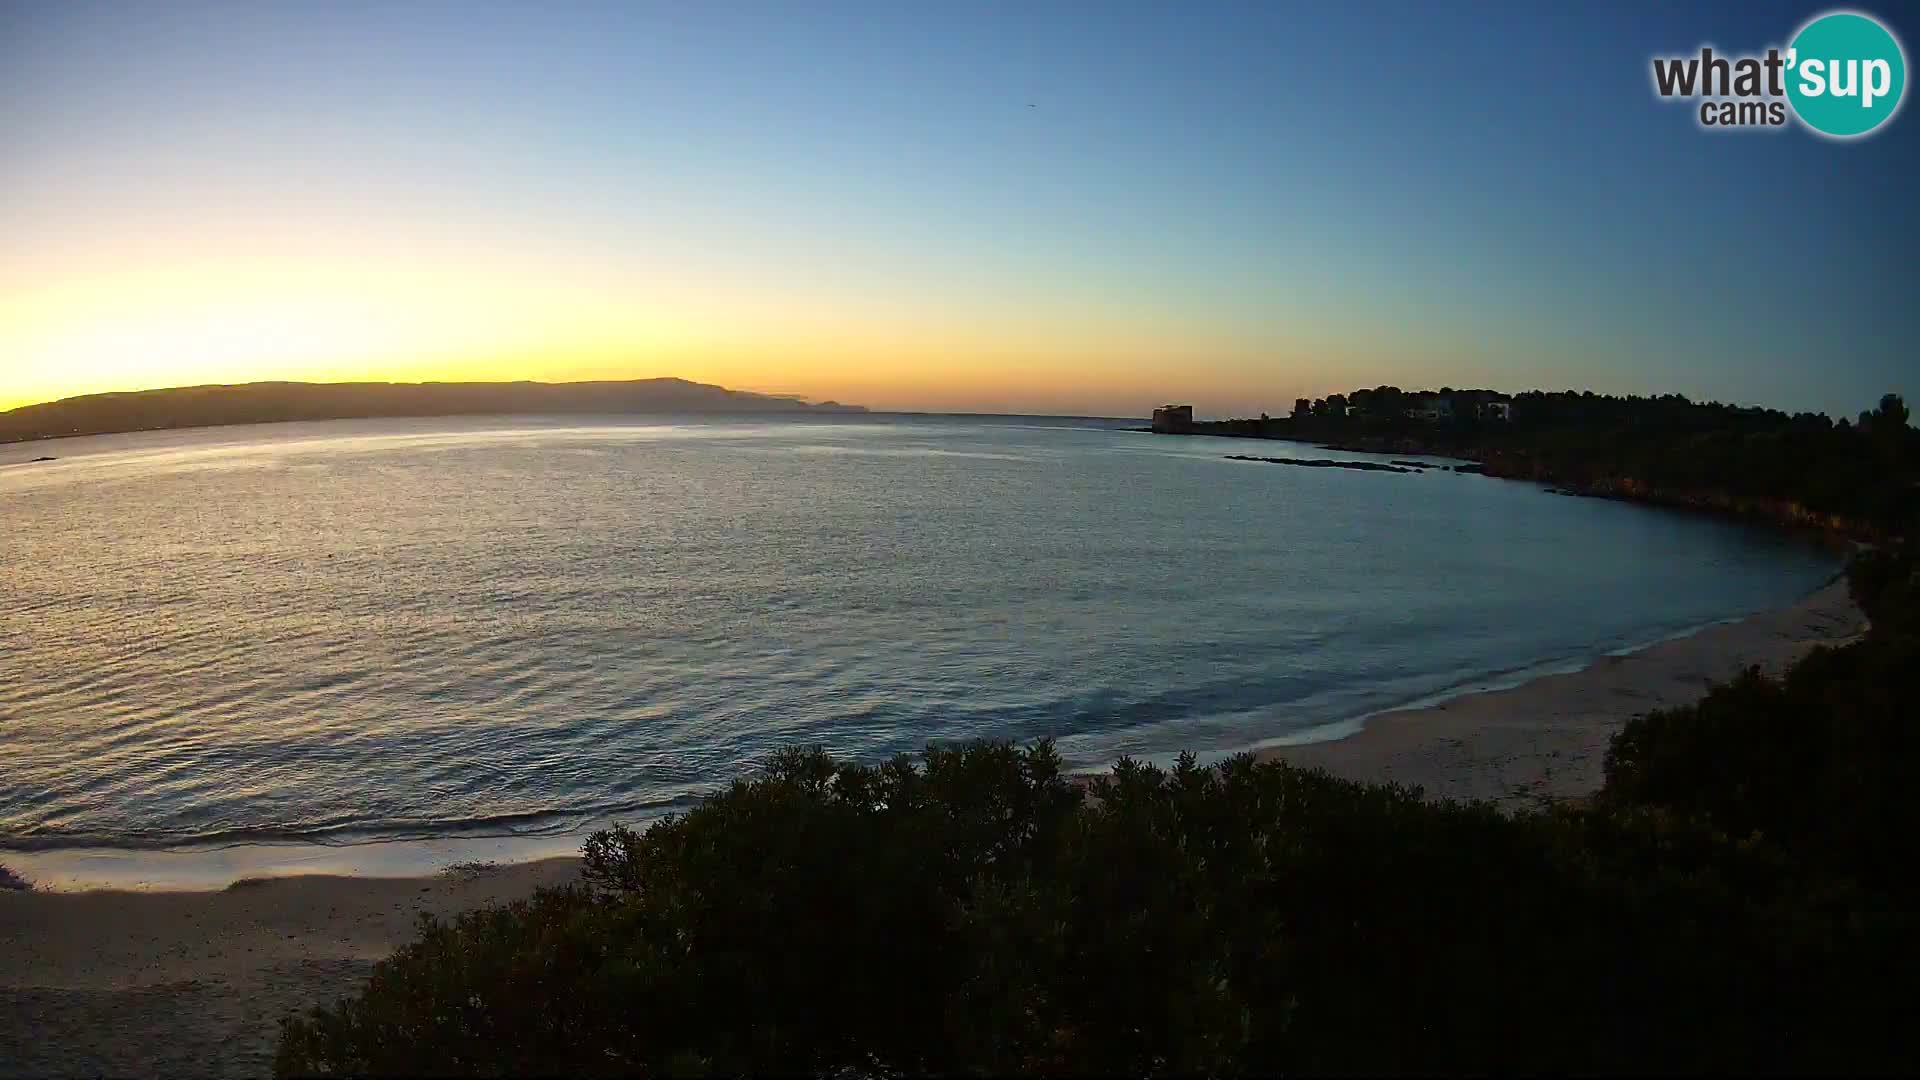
left=277, top=542, right=1920, bottom=1075
left=1191, top=389, right=1917, bottom=539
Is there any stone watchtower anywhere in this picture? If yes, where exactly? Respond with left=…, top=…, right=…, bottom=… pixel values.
left=1151, top=404, right=1194, bottom=432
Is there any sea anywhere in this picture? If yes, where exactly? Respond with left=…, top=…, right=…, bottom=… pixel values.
left=0, top=414, right=1840, bottom=886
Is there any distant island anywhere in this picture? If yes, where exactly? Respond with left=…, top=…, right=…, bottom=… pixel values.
left=0, top=378, right=868, bottom=444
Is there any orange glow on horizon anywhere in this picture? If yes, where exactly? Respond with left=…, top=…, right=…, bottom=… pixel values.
left=1, top=250, right=1367, bottom=417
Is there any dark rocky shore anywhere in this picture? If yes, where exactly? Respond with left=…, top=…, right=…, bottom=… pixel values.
left=1225, top=454, right=1416, bottom=474
left=1152, top=423, right=1877, bottom=540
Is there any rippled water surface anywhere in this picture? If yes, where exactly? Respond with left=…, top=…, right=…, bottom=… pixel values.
left=1, top=415, right=1837, bottom=851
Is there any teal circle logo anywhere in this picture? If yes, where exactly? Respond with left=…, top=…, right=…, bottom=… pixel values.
left=1786, top=11, right=1906, bottom=137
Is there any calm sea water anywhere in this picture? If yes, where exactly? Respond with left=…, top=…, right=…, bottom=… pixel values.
left=0, top=415, right=1837, bottom=853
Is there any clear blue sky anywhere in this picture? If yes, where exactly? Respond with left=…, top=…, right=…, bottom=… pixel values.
left=2, top=0, right=1914, bottom=418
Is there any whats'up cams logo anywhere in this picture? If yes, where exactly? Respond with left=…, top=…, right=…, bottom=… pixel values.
left=1652, top=9, right=1906, bottom=138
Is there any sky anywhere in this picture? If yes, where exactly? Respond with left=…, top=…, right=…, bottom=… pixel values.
left=2, top=0, right=1915, bottom=419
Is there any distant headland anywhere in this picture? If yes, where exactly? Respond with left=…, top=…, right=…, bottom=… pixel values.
left=1145, top=386, right=1916, bottom=541
left=0, top=378, right=868, bottom=444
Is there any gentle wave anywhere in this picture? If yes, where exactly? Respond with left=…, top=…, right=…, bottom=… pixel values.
left=1, top=415, right=1840, bottom=854
left=0, top=799, right=699, bottom=852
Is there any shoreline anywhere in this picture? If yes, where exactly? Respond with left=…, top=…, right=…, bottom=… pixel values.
left=1259, top=575, right=1865, bottom=808
left=4, top=572, right=1857, bottom=892
left=1144, top=426, right=1884, bottom=543
left=0, top=578, right=1869, bottom=1077
left=0, top=858, right=581, bottom=1078
left=1, top=828, right=589, bottom=895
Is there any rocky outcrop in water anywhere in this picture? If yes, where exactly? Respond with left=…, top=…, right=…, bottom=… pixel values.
left=1226, top=455, right=1415, bottom=474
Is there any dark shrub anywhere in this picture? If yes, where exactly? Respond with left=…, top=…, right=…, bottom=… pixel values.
left=1848, top=542, right=1918, bottom=635
left=277, top=741, right=1914, bottom=1076
left=1602, top=633, right=1920, bottom=897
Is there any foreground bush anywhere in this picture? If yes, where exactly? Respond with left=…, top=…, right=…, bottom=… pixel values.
left=1848, top=540, right=1918, bottom=635
left=1602, top=635, right=1920, bottom=894
left=1603, top=544, right=1920, bottom=897
left=277, top=739, right=1915, bottom=1076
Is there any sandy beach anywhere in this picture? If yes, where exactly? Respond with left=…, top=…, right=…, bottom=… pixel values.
left=0, top=578, right=1867, bottom=1077
left=1264, top=576, right=1866, bottom=808
left=0, top=859, right=580, bottom=1078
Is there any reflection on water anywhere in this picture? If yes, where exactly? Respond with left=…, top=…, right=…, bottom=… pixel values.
left=1, top=414, right=1837, bottom=854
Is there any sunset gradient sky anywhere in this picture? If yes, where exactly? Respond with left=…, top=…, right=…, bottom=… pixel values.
left=3, top=1, right=1915, bottom=418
